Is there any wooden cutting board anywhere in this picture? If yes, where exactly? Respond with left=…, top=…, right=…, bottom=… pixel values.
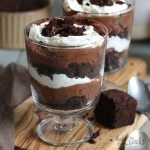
left=15, top=58, right=148, bottom=150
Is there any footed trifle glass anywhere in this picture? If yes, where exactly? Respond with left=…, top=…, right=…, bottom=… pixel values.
left=24, top=17, right=107, bottom=146
left=63, top=0, right=135, bottom=90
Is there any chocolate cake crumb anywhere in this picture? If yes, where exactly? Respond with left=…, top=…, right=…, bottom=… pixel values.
left=86, top=3, right=90, bottom=6
left=116, top=0, right=125, bottom=5
left=88, top=138, right=96, bottom=144
left=88, top=130, right=100, bottom=144
left=90, top=0, right=113, bottom=6
left=77, top=0, right=83, bottom=4
left=82, top=113, right=89, bottom=119
left=77, top=0, right=114, bottom=7
left=85, top=113, right=89, bottom=116
left=88, top=117, right=95, bottom=121
left=41, top=17, right=86, bottom=37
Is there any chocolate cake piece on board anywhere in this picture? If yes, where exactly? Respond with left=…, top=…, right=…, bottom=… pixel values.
left=94, top=89, right=137, bottom=128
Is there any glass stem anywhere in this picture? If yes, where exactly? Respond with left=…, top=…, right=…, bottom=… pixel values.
left=54, top=115, right=76, bottom=131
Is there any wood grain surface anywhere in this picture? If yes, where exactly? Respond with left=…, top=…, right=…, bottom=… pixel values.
left=15, top=58, right=148, bottom=150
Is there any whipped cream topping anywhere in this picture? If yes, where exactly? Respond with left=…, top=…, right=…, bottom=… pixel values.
left=63, top=0, right=128, bottom=14
left=107, top=36, right=130, bottom=52
left=29, top=21, right=104, bottom=47
left=29, top=64, right=99, bottom=89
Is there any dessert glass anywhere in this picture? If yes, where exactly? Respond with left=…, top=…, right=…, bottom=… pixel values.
left=63, top=0, right=135, bottom=73
left=24, top=17, right=107, bottom=146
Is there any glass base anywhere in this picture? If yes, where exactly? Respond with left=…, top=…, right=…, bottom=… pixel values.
left=37, top=117, right=94, bottom=146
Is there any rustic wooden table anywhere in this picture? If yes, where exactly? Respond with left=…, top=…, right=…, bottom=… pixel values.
left=14, top=58, right=148, bottom=150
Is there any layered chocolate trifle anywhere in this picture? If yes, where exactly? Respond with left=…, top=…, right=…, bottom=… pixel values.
left=63, top=0, right=134, bottom=72
left=25, top=17, right=107, bottom=110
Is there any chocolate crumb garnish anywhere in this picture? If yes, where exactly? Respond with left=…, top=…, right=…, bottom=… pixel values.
left=88, top=117, right=95, bottom=121
left=88, top=130, right=100, bottom=144
left=77, top=0, right=83, bottom=4
left=116, top=0, right=125, bottom=5
left=41, top=17, right=86, bottom=37
left=90, top=0, right=113, bottom=6
left=77, top=0, right=114, bottom=6
left=85, top=113, right=89, bottom=116
left=86, top=3, right=90, bottom=6
left=88, top=138, right=96, bottom=144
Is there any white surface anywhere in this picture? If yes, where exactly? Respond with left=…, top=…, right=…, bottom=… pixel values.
left=63, top=0, right=128, bottom=14
left=107, top=36, right=130, bottom=52
left=29, top=21, right=104, bottom=47
left=29, top=64, right=97, bottom=89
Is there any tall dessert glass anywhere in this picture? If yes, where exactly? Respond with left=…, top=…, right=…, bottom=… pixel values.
left=24, top=17, right=107, bottom=146
left=63, top=0, right=134, bottom=89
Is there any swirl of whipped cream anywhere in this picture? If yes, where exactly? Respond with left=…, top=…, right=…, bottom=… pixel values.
left=29, top=21, right=104, bottom=47
left=63, top=0, right=128, bottom=14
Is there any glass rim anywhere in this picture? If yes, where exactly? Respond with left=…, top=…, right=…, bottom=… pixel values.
left=24, top=16, right=108, bottom=49
left=65, top=0, right=135, bottom=16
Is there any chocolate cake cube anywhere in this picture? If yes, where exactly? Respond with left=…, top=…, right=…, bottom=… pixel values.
left=94, top=89, right=137, bottom=128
